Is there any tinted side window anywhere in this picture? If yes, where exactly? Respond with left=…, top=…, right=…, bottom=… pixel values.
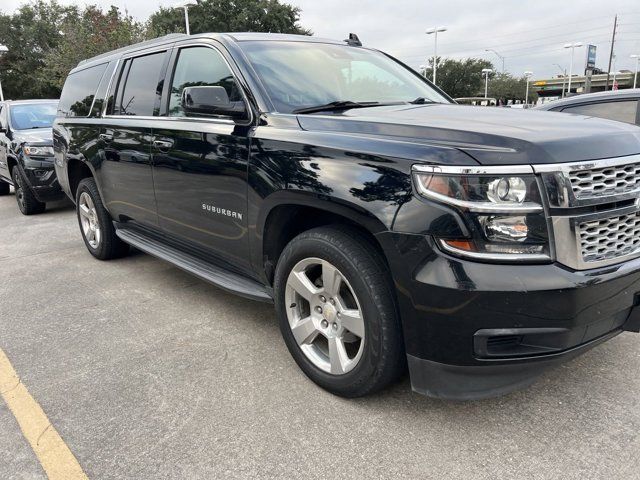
left=562, top=100, right=638, bottom=124
left=115, top=52, right=166, bottom=116
left=168, top=46, right=241, bottom=117
left=58, top=63, right=108, bottom=117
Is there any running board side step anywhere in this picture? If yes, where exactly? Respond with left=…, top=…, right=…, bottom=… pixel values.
left=115, top=227, right=273, bottom=303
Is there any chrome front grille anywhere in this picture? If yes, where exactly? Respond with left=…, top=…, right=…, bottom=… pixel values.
left=578, top=212, right=640, bottom=263
left=535, top=154, right=640, bottom=270
left=570, top=161, right=640, bottom=199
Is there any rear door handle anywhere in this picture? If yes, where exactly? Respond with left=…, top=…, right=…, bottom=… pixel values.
left=99, top=133, right=113, bottom=142
left=153, top=139, right=174, bottom=151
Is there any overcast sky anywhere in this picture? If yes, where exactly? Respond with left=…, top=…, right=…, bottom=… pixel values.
left=1, top=0, right=639, bottom=79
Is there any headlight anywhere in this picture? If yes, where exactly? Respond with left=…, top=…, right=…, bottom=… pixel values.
left=23, top=145, right=54, bottom=157
left=413, top=164, right=550, bottom=261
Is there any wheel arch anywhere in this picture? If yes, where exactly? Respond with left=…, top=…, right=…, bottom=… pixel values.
left=6, top=154, right=18, bottom=177
left=257, top=192, right=392, bottom=286
left=67, top=159, right=97, bottom=202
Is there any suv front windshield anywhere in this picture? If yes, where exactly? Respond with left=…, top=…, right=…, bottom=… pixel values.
left=240, top=41, right=450, bottom=113
left=9, top=102, right=58, bottom=130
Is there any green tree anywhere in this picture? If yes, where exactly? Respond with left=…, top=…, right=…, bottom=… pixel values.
left=42, top=5, right=145, bottom=93
left=147, top=0, right=311, bottom=38
left=0, top=0, right=72, bottom=99
left=0, top=1, right=144, bottom=99
left=488, top=72, right=538, bottom=104
left=422, top=57, right=494, bottom=99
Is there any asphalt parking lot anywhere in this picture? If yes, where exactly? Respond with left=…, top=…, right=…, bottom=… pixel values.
left=1, top=191, right=640, bottom=480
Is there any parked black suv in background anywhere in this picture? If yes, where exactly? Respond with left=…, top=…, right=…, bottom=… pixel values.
left=0, top=99, right=63, bottom=214
left=53, top=33, right=640, bottom=400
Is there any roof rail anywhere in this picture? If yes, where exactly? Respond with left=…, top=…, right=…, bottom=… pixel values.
left=77, top=33, right=187, bottom=67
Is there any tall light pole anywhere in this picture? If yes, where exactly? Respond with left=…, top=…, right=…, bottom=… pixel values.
left=485, top=49, right=505, bottom=73
left=563, top=42, right=583, bottom=95
left=482, top=68, right=492, bottom=99
left=174, top=0, right=198, bottom=35
left=554, top=63, right=567, bottom=98
left=524, top=71, right=533, bottom=107
left=631, top=54, right=639, bottom=89
left=426, top=26, right=447, bottom=85
left=0, top=44, right=7, bottom=102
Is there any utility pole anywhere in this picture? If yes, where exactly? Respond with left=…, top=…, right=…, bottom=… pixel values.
left=605, top=15, right=617, bottom=91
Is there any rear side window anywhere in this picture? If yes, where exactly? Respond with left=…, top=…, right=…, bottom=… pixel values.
left=562, top=100, right=639, bottom=124
left=168, top=46, right=241, bottom=117
left=114, top=51, right=167, bottom=116
left=58, top=63, right=108, bottom=117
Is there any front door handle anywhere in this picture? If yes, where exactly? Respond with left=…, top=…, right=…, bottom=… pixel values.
left=153, top=139, right=174, bottom=151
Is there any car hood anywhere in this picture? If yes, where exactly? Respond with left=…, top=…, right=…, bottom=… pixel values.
left=297, top=104, right=640, bottom=165
left=12, top=128, right=53, bottom=146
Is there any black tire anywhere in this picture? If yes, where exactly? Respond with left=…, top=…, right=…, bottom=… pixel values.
left=0, top=180, right=9, bottom=196
left=76, top=177, right=129, bottom=260
left=11, top=166, right=45, bottom=215
left=274, top=225, right=405, bottom=397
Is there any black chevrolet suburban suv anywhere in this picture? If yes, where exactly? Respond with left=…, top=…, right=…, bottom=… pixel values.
left=53, top=33, right=640, bottom=400
left=0, top=99, right=63, bottom=214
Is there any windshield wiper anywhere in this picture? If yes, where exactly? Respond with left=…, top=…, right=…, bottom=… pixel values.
left=409, top=97, right=437, bottom=104
left=293, top=100, right=384, bottom=114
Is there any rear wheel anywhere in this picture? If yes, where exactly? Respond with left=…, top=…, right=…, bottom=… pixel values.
left=76, top=177, right=129, bottom=260
left=274, top=226, right=405, bottom=397
left=11, top=167, right=45, bottom=215
left=0, top=181, right=9, bottom=196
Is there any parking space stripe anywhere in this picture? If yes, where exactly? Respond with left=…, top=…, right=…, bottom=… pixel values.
left=0, top=348, right=88, bottom=480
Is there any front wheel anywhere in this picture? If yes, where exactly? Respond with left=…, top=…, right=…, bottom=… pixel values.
left=12, top=167, right=45, bottom=215
left=274, top=226, right=405, bottom=397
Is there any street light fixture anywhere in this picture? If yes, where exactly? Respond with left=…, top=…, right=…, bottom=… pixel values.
left=173, top=0, right=198, bottom=35
left=563, top=42, right=583, bottom=95
left=524, top=71, right=533, bottom=107
left=0, top=44, right=8, bottom=102
left=482, top=68, right=492, bottom=99
left=631, top=54, right=639, bottom=89
left=426, top=26, right=447, bottom=85
left=485, top=49, right=505, bottom=73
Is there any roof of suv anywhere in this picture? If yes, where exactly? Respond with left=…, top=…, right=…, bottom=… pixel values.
left=75, top=32, right=342, bottom=72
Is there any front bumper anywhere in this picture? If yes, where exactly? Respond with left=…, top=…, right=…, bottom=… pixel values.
left=22, top=157, right=64, bottom=203
left=377, top=232, right=640, bottom=400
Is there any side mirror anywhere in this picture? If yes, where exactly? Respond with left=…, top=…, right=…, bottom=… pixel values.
left=181, top=86, right=247, bottom=119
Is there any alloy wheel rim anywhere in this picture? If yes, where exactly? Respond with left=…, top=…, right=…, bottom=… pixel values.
left=285, top=257, right=365, bottom=375
left=78, top=192, right=101, bottom=249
